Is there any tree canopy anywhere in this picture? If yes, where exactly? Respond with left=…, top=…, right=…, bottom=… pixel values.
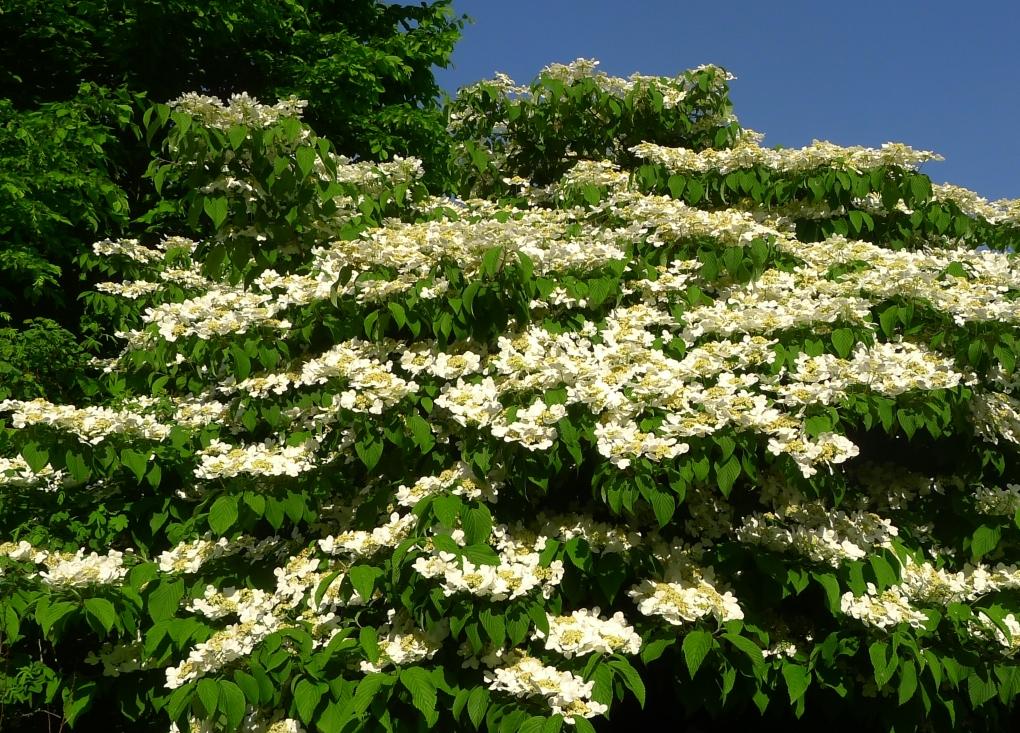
left=1, top=59, right=1020, bottom=733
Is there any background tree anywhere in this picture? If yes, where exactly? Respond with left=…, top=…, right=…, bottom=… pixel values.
left=0, top=0, right=464, bottom=358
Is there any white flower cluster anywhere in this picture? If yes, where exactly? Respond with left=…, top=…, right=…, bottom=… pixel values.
left=538, top=58, right=733, bottom=107
left=157, top=533, right=280, bottom=574
left=974, top=483, right=1020, bottom=516
left=92, top=238, right=165, bottom=264
left=735, top=501, right=899, bottom=567
left=171, top=712, right=305, bottom=733
left=0, top=398, right=172, bottom=445
left=631, top=138, right=942, bottom=176
left=532, top=607, right=641, bottom=658
left=538, top=513, right=643, bottom=554
left=94, top=279, right=162, bottom=299
left=413, top=526, right=564, bottom=602
left=318, top=511, right=417, bottom=559
left=628, top=547, right=743, bottom=626
left=399, top=345, right=485, bottom=381
left=841, top=558, right=1020, bottom=631
left=932, top=183, right=1020, bottom=226
left=0, top=454, right=66, bottom=490
left=1, top=541, right=130, bottom=587
left=840, top=583, right=929, bottom=630
left=187, top=585, right=274, bottom=621
left=359, top=610, right=449, bottom=673
left=165, top=551, right=326, bottom=688
left=194, top=438, right=317, bottom=480
left=897, top=558, right=1020, bottom=605
left=594, top=418, right=690, bottom=469
left=38, top=548, right=128, bottom=587
left=142, top=286, right=290, bottom=343
left=969, top=611, right=1020, bottom=655
left=484, top=650, right=609, bottom=721
left=170, top=92, right=308, bottom=130
left=555, top=159, right=630, bottom=194
left=490, top=399, right=567, bottom=451
left=395, top=462, right=499, bottom=508
left=172, top=395, right=232, bottom=428
left=225, top=339, right=419, bottom=417
left=970, top=389, right=1020, bottom=447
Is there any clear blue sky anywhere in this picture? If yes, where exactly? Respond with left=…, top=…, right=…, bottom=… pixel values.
left=435, top=0, right=1019, bottom=201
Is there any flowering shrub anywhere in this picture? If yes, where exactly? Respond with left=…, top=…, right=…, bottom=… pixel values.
left=1, top=60, right=1019, bottom=732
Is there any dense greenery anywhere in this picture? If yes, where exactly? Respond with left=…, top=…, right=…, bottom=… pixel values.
left=2, top=58, right=1020, bottom=733
left=0, top=0, right=464, bottom=346
left=1, top=1, right=464, bottom=174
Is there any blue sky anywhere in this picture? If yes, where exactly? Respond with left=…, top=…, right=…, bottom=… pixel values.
left=435, top=1, right=1020, bottom=201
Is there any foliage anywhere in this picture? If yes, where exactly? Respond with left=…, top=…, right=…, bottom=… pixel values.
left=0, top=0, right=465, bottom=185
left=0, top=83, right=140, bottom=321
left=0, top=319, right=93, bottom=403
left=446, top=59, right=741, bottom=197
left=2, top=60, right=1020, bottom=733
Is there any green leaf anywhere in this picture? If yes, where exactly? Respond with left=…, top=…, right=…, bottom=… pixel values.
left=869, top=555, right=898, bottom=589
left=831, top=328, right=855, bottom=359
left=208, top=495, right=239, bottom=535
left=481, top=247, right=503, bottom=278
left=571, top=717, right=596, bottom=733
left=431, top=495, right=462, bottom=527
left=782, top=663, right=811, bottom=704
left=296, top=146, right=317, bottom=178
left=233, top=670, right=261, bottom=705
left=84, top=597, right=117, bottom=635
left=870, top=641, right=897, bottom=687
left=814, top=573, right=842, bottom=613
left=898, top=660, right=918, bottom=705
left=723, top=632, right=765, bottom=672
left=968, top=673, right=997, bottom=708
left=349, top=565, right=382, bottom=601
left=20, top=442, right=48, bottom=473
left=227, top=125, right=248, bottom=149
left=359, top=626, right=380, bottom=663
left=148, top=579, right=185, bottom=622
left=198, top=678, right=219, bottom=716
left=203, top=196, right=229, bottom=229
left=683, top=630, right=713, bottom=678
left=910, top=175, right=932, bottom=204
left=519, top=717, right=546, bottom=733
left=467, top=686, right=489, bottom=729
left=971, top=525, right=1001, bottom=560
left=479, top=608, right=506, bottom=647
left=686, top=178, right=705, bottom=204
left=351, top=674, right=389, bottom=715
left=63, top=681, right=97, bottom=726
left=294, top=678, right=323, bottom=724
left=219, top=680, right=246, bottom=731
left=387, top=301, right=407, bottom=328
left=649, top=490, right=675, bottom=527
left=641, top=637, right=673, bottom=664
left=36, top=601, right=76, bottom=639
left=715, top=454, right=741, bottom=497
left=667, top=174, right=686, bottom=198
left=355, top=435, right=384, bottom=470
left=64, top=450, right=91, bottom=482
left=230, top=344, right=251, bottom=380
left=400, top=667, right=438, bottom=725
left=879, top=307, right=899, bottom=338
left=609, top=659, right=646, bottom=707
left=542, top=715, right=564, bottom=733
left=462, top=506, right=493, bottom=545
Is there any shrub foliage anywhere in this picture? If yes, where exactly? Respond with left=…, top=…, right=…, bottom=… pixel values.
left=1, top=60, right=1019, bottom=732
